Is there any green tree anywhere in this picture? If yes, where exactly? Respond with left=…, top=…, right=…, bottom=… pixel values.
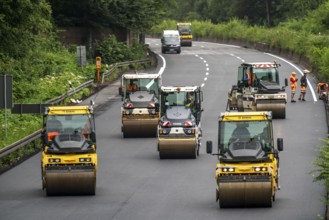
left=0, top=0, right=52, bottom=58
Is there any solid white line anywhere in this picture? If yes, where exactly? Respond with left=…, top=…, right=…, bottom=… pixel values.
left=158, top=54, right=166, bottom=76
left=265, top=53, right=317, bottom=102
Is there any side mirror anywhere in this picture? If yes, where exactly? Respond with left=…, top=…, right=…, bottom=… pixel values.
left=118, top=87, right=123, bottom=96
left=155, top=103, right=159, bottom=111
left=277, top=138, right=283, bottom=151
left=284, top=78, right=288, bottom=87
left=206, top=141, right=213, bottom=154
left=91, top=131, right=97, bottom=143
left=41, top=130, right=48, bottom=146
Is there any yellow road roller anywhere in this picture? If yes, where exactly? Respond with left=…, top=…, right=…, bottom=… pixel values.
left=176, top=22, right=192, bottom=46
left=227, top=62, right=288, bottom=119
left=206, top=111, right=283, bottom=207
left=157, top=86, right=203, bottom=159
left=119, top=73, right=161, bottom=138
left=41, top=105, right=97, bottom=196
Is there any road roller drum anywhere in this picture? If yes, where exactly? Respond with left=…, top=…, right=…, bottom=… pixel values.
left=158, top=138, right=197, bottom=159
left=256, top=100, right=286, bottom=119
left=218, top=176, right=272, bottom=208
left=122, top=118, right=158, bottom=137
left=45, top=168, right=96, bottom=196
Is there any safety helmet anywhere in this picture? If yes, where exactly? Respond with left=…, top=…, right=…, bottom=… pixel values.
left=292, top=72, right=296, bottom=75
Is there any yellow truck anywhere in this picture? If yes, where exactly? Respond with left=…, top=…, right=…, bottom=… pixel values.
left=41, top=105, right=97, bottom=195
left=177, top=22, right=192, bottom=46
left=206, top=111, right=283, bottom=207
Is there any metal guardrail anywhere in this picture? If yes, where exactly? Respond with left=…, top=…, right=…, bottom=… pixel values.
left=0, top=56, right=154, bottom=158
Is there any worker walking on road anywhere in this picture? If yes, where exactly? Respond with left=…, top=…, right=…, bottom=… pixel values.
left=298, top=70, right=309, bottom=101
left=290, top=72, right=298, bottom=103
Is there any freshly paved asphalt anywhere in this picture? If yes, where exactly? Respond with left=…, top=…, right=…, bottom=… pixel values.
left=0, top=38, right=326, bottom=220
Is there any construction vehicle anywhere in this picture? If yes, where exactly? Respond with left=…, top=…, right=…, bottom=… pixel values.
left=41, top=105, right=97, bottom=196
left=227, top=62, right=288, bottom=119
left=206, top=111, right=283, bottom=208
left=119, top=73, right=161, bottom=138
left=177, top=22, right=192, bottom=46
left=316, top=82, right=328, bottom=101
left=157, top=86, right=203, bottom=159
left=161, top=30, right=181, bottom=54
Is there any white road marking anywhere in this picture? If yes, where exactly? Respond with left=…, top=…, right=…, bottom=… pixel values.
left=158, top=54, right=166, bottom=76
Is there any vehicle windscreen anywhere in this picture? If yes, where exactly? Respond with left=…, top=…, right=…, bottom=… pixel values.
left=46, top=114, right=94, bottom=135
left=124, top=78, right=159, bottom=98
left=219, top=120, right=273, bottom=153
left=253, top=68, right=279, bottom=84
left=162, top=91, right=195, bottom=107
left=163, top=35, right=180, bottom=44
left=177, top=25, right=191, bottom=34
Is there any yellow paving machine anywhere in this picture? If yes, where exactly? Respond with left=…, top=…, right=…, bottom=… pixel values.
left=41, top=105, right=97, bottom=196
left=227, top=62, right=288, bottom=118
left=119, top=73, right=161, bottom=138
left=207, top=111, right=283, bottom=207
left=177, top=22, right=192, bottom=46
left=157, top=86, right=203, bottom=159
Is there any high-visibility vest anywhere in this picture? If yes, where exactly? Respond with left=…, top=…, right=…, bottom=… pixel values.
left=290, top=75, right=297, bottom=91
left=185, top=97, right=193, bottom=107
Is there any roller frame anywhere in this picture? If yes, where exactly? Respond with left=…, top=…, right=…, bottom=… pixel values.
left=158, top=137, right=198, bottom=159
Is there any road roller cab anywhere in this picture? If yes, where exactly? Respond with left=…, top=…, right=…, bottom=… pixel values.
left=41, top=105, right=97, bottom=196
left=206, top=111, right=283, bottom=208
left=227, top=62, right=288, bottom=119
left=119, top=73, right=161, bottom=138
left=157, top=86, right=203, bottom=159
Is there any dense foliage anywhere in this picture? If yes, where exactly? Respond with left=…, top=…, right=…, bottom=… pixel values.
left=50, top=0, right=176, bottom=32
left=167, top=0, right=327, bottom=27
left=97, top=35, right=147, bottom=64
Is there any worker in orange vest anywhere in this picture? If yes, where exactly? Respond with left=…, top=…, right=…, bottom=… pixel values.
left=316, top=82, right=329, bottom=100
left=126, top=80, right=138, bottom=92
left=290, top=72, right=298, bottom=103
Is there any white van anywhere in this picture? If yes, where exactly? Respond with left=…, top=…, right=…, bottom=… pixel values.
left=161, top=30, right=181, bottom=54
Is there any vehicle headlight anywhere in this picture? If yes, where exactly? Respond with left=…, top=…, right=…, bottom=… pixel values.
left=221, top=167, right=235, bottom=172
left=79, top=158, right=91, bottom=162
left=254, top=167, right=267, bottom=172
left=48, top=158, right=61, bottom=163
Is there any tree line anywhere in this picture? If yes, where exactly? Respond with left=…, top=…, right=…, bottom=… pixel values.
left=167, top=0, right=327, bottom=28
